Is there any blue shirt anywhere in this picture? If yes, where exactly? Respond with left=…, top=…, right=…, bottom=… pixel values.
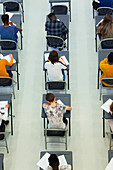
left=99, top=0, right=113, bottom=8
left=0, top=25, right=19, bottom=42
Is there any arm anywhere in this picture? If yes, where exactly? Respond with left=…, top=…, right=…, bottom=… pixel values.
left=9, top=21, right=22, bottom=32
left=100, top=58, right=108, bottom=71
left=5, top=54, right=14, bottom=66
left=61, top=22, right=68, bottom=33
left=65, top=105, right=72, bottom=111
left=43, top=103, right=49, bottom=108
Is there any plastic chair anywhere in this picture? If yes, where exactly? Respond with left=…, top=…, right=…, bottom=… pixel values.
left=51, top=5, right=68, bottom=15
left=97, top=7, right=113, bottom=15
left=46, top=35, right=66, bottom=51
left=46, top=81, right=66, bottom=93
left=0, top=40, right=18, bottom=51
left=99, top=38, right=113, bottom=49
left=44, top=127, right=68, bottom=150
left=0, top=77, right=17, bottom=99
left=3, top=1, right=24, bottom=22
left=0, top=131, right=10, bottom=153
left=100, top=78, right=113, bottom=100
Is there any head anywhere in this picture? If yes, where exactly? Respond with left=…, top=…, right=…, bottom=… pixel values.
left=49, top=50, right=59, bottom=64
left=48, top=13, right=56, bottom=20
left=48, top=154, right=59, bottom=170
left=108, top=52, right=113, bottom=64
left=1, top=14, right=9, bottom=25
left=46, top=93, right=55, bottom=103
left=110, top=102, right=113, bottom=115
left=104, top=14, right=112, bottom=23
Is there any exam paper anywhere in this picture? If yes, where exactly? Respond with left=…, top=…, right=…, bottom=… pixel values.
left=58, top=155, right=67, bottom=166
left=59, top=56, right=69, bottom=66
left=37, top=152, right=50, bottom=170
left=0, top=54, right=16, bottom=64
left=101, top=98, right=113, bottom=113
left=44, top=53, right=49, bottom=61
left=57, top=99, right=65, bottom=106
left=5, top=12, right=14, bottom=20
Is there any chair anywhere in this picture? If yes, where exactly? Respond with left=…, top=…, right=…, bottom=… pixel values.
left=99, top=38, right=113, bottom=49
left=100, top=78, right=113, bottom=100
left=46, top=81, right=66, bottom=93
left=51, top=5, right=68, bottom=15
left=0, top=131, right=10, bottom=153
left=44, top=127, right=68, bottom=150
left=0, top=40, right=18, bottom=51
left=46, top=35, right=66, bottom=51
left=97, top=7, right=113, bottom=15
left=0, top=77, right=17, bottom=99
left=3, top=1, right=24, bottom=22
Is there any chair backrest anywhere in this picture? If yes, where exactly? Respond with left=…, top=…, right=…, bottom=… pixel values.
left=0, top=40, right=17, bottom=50
left=51, top=5, right=68, bottom=15
left=46, top=35, right=64, bottom=48
left=45, top=128, right=66, bottom=136
left=3, top=1, right=19, bottom=11
left=101, top=39, right=113, bottom=49
left=101, top=78, right=113, bottom=86
left=0, top=77, right=13, bottom=86
left=46, top=81, right=66, bottom=91
left=97, top=7, right=113, bottom=15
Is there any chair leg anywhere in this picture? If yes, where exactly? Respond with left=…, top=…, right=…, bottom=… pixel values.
left=45, top=135, right=47, bottom=150
left=99, top=86, right=102, bottom=100
left=110, top=135, right=112, bottom=150
left=5, top=137, right=9, bottom=153
left=13, top=87, right=15, bottom=99
left=65, top=133, right=67, bottom=150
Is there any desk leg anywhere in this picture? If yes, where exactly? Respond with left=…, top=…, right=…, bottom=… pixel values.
left=67, top=70, right=69, bottom=90
left=93, top=8, right=94, bottom=19
left=44, top=118, right=45, bottom=136
left=69, top=117, right=71, bottom=136
left=69, top=2, right=71, bottom=22
left=103, top=111, right=105, bottom=138
left=50, top=3, right=52, bottom=12
left=17, top=62, right=19, bottom=90
left=11, top=101, right=13, bottom=135
left=45, top=71, right=47, bottom=90
left=67, top=33, right=69, bottom=51
left=97, top=69, right=99, bottom=89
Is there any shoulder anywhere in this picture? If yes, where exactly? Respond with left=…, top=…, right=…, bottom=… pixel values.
left=60, top=164, right=71, bottom=170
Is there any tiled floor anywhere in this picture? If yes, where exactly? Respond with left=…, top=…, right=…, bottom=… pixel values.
left=2, top=0, right=111, bottom=170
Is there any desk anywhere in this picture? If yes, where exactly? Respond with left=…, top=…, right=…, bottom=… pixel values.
left=108, top=150, right=113, bottom=162
left=0, top=154, right=4, bottom=170
left=49, top=0, right=71, bottom=21
left=42, top=93, right=71, bottom=136
left=1, top=51, right=19, bottom=90
left=46, top=14, right=69, bottom=50
left=103, top=95, right=113, bottom=137
left=0, top=94, right=13, bottom=135
left=40, top=151, right=73, bottom=170
left=43, top=51, right=70, bottom=89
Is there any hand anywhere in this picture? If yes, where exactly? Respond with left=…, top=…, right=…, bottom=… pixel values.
left=5, top=104, right=9, bottom=108
left=8, top=21, right=13, bottom=26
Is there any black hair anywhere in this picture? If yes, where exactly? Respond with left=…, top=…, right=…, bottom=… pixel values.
left=46, top=93, right=55, bottom=102
left=1, top=14, right=9, bottom=24
left=48, top=13, right=55, bottom=20
left=48, top=154, right=59, bottom=170
left=49, top=50, right=59, bottom=64
left=108, top=52, right=113, bottom=64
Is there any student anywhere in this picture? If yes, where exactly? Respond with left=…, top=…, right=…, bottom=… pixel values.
left=0, top=54, right=14, bottom=85
left=46, top=154, right=71, bottom=170
left=97, top=14, right=113, bottom=40
left=108, top=102, right=113, bottom=134
left=45, top=13, right=68, bottom=41
left=100, top=52, right=113, bottom=86
left=0, top=14, right=22, bottom=49
left=43, top=93, right=72, bottom=129
left=45, top=50, right=67, bottom=81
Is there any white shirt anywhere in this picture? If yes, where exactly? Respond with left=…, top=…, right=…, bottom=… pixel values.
left=46, top=165, right=71, bottom=170
left=45, top=61, right=67, bottom=81
left=105, top=158, right=113, bottom=170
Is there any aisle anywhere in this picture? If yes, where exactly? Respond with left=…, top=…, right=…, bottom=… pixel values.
left=4, top=0, right=110, bottom=170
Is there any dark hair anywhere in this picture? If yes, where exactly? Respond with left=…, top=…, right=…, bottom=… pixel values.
left=49, top=50, right=59, bottom=64
left=1, top=14, right=9, bottom=24
left=48, top=13, right=55, bottom=20
left=108, top=52, right=113, bottom=64
left=46, top=93, right=55, bottom=102
left=101, top=14, right=113, bottom=35
left=48, top=154, right=59, bottom=170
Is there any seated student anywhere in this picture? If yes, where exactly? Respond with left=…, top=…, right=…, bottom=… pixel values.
left=0, top=54, right=14, bottom=85
left=97, top=14, right=113, bottom=40
left=45, top=50, right=67, bottom=81
left=0, top=104, right=9, bottom=140
left=45, top=13, right=68, bottom=41
left=92, top=0, right=113, bottom=10
left=100, top=52, right=113, bottom=86
left=0, top=14, right=22, bottom=49
left=108, top=102, right=113, bottom=136
left=43, top=93, right=72, bottom=129
left=46, top=154, right=71, bottom=170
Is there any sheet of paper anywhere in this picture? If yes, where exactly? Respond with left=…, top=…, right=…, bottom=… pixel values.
left=59, top=56, right=69, bottom=66
left=44, top=53, right=50, bottom=61
left=37, top=152, right=50, bottom=170
left=105, top=158, right=113, bottom=170
left=5, top=12, right=14, bottom=20
left=57, top=99, right=65, bottom=106
left=0, top=54, right=16, bottom=64
left=96, top=19, right=103, bottom=27
left=58, top=155, right=67, bottom=166
left=0, top=101, right=8, bottom=121
left=101, top=98, right=113, bottom=113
